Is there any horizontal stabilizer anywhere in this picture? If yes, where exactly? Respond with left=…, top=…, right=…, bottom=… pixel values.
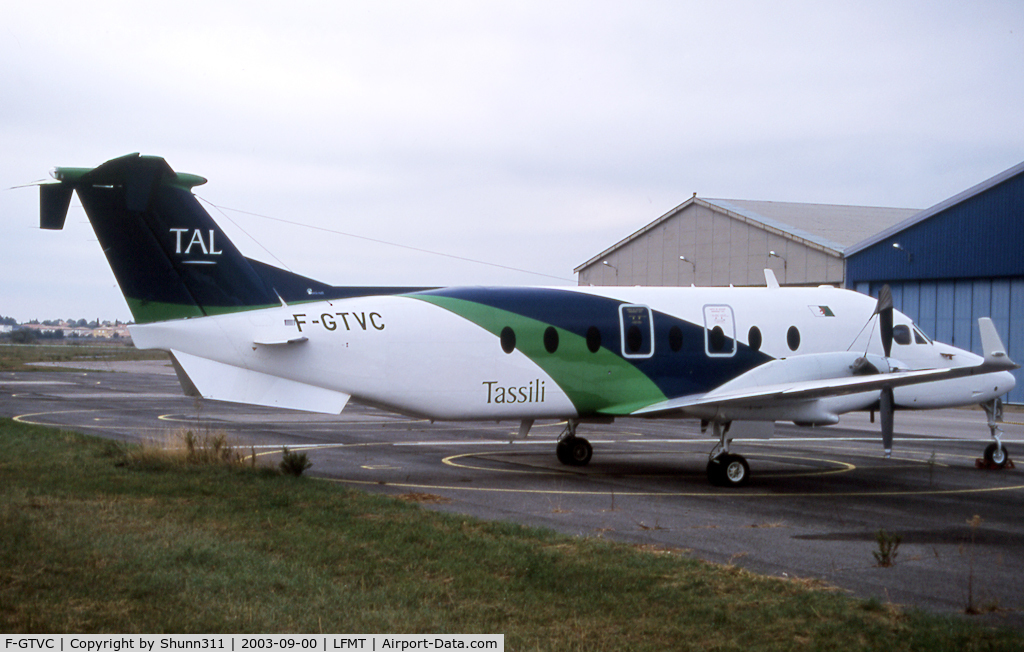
left=40, top=184, right=74, bottom=230
left=169, top=350, right=350, bottom=414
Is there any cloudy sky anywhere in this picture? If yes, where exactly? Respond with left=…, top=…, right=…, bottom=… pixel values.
left=2, top=0, right=1022, bottom=323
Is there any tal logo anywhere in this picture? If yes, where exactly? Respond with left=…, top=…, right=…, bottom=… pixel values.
left=171, top=228, right=223, bottom=263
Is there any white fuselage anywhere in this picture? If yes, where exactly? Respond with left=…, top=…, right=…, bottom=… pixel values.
left=130, top=284, right=1015, bottom=423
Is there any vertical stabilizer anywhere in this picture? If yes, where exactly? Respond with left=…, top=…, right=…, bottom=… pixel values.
left=42, top=154, right=279, bottom=323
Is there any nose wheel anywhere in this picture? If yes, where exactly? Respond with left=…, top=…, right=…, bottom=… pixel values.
left=981, top=399, right=1012, bottom=469
left=983, top=442, right=1011, bottom=468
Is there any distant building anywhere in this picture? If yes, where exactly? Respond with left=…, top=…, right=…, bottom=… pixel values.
left=575, top=196, right=918, bottom=287
left=15, top=322, right=131, bottom=339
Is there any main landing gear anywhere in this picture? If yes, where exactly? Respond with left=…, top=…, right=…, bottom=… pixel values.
left=981, top=398, right=1012, bottom=469
left=555, top=420, right=592, bottom=467
left=706, top=420, right=750, bottom=487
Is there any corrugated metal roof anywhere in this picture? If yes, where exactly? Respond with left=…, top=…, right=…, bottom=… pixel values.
left=574, top=197, right=919, bottom=273
left=711, top=199, right=920, bottom=251
left=844, top=159, right=1024, bottom=256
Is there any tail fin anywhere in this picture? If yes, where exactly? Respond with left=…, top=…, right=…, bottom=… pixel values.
left=41, top=153, right=280, bottom=323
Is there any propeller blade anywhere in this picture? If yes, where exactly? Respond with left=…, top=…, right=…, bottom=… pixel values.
left=880, top=387, right=894, bottom=457
left=875, top=285, right=893, bottom=358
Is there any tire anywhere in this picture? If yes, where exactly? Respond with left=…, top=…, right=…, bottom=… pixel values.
left=567, top=437, right=593, bottom=466
left=707, top=454, right=750, bottom=487
left=706, top=457, right=726, bottom=486
left=984, top=443, right=1009, bottom=468
left=722, top=454, right=750, bottom=487
left=556, top=440, right=571, bottom=465
left=556, top=437, right=592, bottom=466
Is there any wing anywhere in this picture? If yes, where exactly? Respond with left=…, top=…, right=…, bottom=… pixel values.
left=633, top=367, right=951, bottom=417
left=633, top=318, right=1017, bottom=419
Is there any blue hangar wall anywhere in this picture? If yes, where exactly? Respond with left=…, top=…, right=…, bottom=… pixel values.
left=845, top=161, right=1024, bottom=404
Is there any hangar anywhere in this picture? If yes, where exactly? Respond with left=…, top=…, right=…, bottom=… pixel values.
left=845, top=161, right=1024, bottom=404
left=574, top=160, right=1024, bottom=404
left=574, top=196, right=918, bottom=287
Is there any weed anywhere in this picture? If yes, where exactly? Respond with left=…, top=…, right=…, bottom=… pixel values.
left=279, top=447, right=312, bottom=476
left=965, top=514, right=983, bottom=614
left=873, top=529, right=903, bottom=567
left=124, top=427, right=244, bottom=468
left=861, top=596, right=885, bottom=612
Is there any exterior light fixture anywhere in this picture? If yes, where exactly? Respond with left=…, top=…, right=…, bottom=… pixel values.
left=892, top=242, right=913, bottom=263
left=679, top=255, right=696, bottom=272
left=767, top=250, right=787, bottom=283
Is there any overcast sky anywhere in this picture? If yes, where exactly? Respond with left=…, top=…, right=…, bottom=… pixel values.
left=3, top=0, right=1022, bottom=323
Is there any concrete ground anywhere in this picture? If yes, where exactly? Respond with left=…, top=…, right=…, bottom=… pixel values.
left=3, top=359, right=1023, bottom=627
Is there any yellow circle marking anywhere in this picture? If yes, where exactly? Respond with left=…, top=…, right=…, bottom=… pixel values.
left=442, top=450, right=856, bottom=478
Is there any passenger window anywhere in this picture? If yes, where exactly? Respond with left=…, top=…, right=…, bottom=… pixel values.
left=787, top=326, right=800, bottom=351
left=893, top=325, right=911, bottom=346
left=669, top=325, right=683, bottom=352
left=626, top=325, right=643, bottom=353
left=620, top=305, right=654, bottom=358
left=709, top=326, right=726, bottom=352
left=586, top=326, right=602, bottom=353
left=543, top=326, right=559, bottom=353
left=500, top=327, right=516, bottom=354
left=748, top=326, right=762, bottom=352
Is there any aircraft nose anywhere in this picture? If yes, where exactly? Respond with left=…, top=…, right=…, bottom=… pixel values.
left=977, top=370, right=1017, bottom=403
left=995, top=370, right=1017, bottom=395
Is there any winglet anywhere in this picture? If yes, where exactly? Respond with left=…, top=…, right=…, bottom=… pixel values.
left=764, top=269, right=780, bottom=289
left=978, top=317, right=1018, bottom=369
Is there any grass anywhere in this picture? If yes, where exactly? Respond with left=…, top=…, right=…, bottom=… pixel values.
left=1, top=418, right=1022, bottom=649
left=0, top=341, right=167, bottom=372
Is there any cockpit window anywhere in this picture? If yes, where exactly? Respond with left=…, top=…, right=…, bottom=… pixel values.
left=912, top=325, right=931, bottom=345
left=893, top=324, right=912, bottom=345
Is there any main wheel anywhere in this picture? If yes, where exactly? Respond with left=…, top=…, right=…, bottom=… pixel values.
left=722, top=454, right=750, bottom=487
left=556, top=437, right=593, bottom=466
left=984, top=443, right=1010, bottom=468
left=707, top=454, right=750, bottom=487
left=706, top=457, right=726, bottom=486
left=556, top=439, right=572, bottom=465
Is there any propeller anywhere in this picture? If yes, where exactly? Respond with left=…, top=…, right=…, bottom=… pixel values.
left=873, top=285, right=895, bottom=457
left=875, top=284, right=894, bottom=358
left=880, top=387, right=894, bottom=457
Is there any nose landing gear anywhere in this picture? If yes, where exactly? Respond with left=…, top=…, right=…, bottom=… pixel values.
left=980, top=399, right=1013, bottom=470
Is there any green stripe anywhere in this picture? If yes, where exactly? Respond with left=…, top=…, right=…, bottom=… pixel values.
left=412, top=295, right=666, bottom=416
left=126, top=299, right=278, bottom=324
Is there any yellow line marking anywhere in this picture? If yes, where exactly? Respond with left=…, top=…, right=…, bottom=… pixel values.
left=323, top=477, right=1024, bottom=498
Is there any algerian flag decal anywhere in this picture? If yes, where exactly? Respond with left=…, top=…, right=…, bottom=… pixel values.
left=809, top=305, right=835, bottom=317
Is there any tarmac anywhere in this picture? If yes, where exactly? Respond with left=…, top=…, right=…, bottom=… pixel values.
left=3, top=359, right=1023, bottom=627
